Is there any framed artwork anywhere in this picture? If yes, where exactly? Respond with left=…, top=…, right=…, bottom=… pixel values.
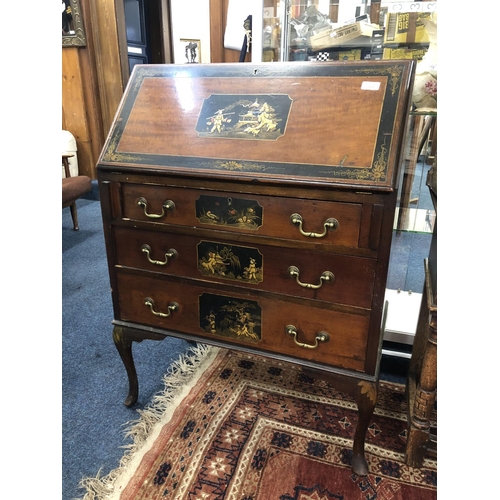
left=62, top=0, right=87, bottom=47
left=181, top=39, right=201, bottom=63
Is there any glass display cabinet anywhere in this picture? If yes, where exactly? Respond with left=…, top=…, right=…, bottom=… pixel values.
left=384, top=109, right=436, bottom=351
left=260, top=0, right=438, bottom=351
left=261, top=1, right=437, bottom=63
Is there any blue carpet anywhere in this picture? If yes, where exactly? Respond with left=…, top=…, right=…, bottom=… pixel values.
left=62, top=197, right=191, bottom=500
left=387, top=231, right=432, bottom=292
left=386, top=158, right=434, bottom=293
left=62, top=178, right=431, bottom=499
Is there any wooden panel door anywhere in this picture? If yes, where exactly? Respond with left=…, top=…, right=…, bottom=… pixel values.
left=124, top=0, right=149, bottom=71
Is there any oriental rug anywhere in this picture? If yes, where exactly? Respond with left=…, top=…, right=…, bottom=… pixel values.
left=80, top=345, right=437, bottom=500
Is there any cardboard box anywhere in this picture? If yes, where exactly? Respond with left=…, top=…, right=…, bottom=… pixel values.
left=384, top=12, right=432, bottom=44
left=371, top=29, right=385, bottom=53
left=310, top=22, right=378, bottom=50
left=383, top=46, right=428, bottom=61
left=336, top=49, right=362, bottom=61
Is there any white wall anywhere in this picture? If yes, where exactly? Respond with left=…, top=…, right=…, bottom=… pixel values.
left=224, top=0, right=263, bottom=61
left=170, top=0, right=263, bottom=64
left=170, top=0, right=211, bottom=63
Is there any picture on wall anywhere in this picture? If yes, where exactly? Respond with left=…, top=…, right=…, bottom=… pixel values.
left=181, top=39, right=201, bottom=63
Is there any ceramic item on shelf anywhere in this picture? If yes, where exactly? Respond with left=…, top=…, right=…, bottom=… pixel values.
left=412, top=14, right=437, bottom=110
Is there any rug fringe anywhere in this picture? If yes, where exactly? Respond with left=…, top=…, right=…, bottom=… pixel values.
left=78, top=343, right=220, bottom=500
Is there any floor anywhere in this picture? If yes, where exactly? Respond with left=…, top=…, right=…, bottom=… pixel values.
left=62, top=149, right=433, bottom=499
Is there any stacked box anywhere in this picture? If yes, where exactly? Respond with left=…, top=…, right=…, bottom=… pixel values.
left=383, top=46, right=428, bottom=61
left=384, top=12, right=433, bottom=44
left=310, top=22, right=378, bottom=50
left=336, top=49, right=362, bottom=61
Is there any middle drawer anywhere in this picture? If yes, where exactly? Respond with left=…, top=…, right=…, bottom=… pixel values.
left=113, top=226, right=376, bottom=309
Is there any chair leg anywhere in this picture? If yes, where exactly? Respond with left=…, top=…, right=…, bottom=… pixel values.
left=69, top=202, right=79, bottom=231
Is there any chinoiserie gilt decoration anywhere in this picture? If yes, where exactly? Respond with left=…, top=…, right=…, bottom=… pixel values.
left=196, top=195, right=263, bottom=229
left=97, top=60, right=416, bottom=477
left=197, top=241, right=263, bottom=284
left=200, top=293, right=262, bottom=342
left=100, top=63, right=408, bottom=188
left=196, top=94, right=292, bottom=140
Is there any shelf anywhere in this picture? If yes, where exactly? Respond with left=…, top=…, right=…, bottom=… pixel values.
left=394, top=207, right=435, bottom=234
left=383, top=288, right=422, bottom=345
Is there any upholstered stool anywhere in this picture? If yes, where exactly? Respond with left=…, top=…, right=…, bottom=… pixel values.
left=62, top=154, right=92, bottom=231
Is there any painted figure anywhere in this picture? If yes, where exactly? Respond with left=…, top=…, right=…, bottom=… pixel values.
left=207, top=311, right=216, bottom=334
left=208, top=110, right=232, bottom=134
left=201, top=251, right=218, bottom=274
left=243, top=258, right=258, bottom=281
left=62, top=0, right=73, bottom=35
left=232, top=311, right=259, bottom=340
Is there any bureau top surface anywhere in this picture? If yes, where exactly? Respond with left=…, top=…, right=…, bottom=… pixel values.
left=98, top=60, right=415, bottom=191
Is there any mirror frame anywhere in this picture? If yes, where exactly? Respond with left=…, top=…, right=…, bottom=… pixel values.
left=63, top=0, right=87, bottom=47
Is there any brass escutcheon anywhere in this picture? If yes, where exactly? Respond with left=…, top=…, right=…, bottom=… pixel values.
left=285, top=325, right=330, bottom=349
left=144, top=298, right=179, bottom=317
left=287, top=266, right=334, bottom=289
left=141, top=244, right=178, bottom=266
left=290, top=213, right=338, bottom=238
left=137, top=197, right=175, bottom=219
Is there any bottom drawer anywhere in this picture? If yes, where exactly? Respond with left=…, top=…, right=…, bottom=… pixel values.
left=115, top=272, right=370, bottom=372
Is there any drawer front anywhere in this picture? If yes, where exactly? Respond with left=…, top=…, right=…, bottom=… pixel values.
left=113, top=226, right=376, bottom=309
left=121, top=184, right=363, bottom=249
left=115, top=272, right=369, bottom=371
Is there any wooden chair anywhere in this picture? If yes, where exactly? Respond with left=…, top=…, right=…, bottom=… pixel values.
left=62, top=154, right=92, bottom=231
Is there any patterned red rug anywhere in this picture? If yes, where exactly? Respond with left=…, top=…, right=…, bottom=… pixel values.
left=81, top=346, right=437, bottom=500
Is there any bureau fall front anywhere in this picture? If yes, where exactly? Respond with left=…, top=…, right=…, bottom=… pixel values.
left=97, top=60, right=415, bottom=476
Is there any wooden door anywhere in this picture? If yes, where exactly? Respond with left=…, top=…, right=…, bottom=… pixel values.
left=124, top=0, right=149, bottom=71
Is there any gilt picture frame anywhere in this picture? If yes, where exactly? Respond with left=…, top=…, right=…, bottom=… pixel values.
left=62, top=0, right=87, bottom=47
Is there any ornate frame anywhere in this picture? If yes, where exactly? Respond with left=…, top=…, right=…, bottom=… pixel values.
left=62, top=0, right=87, bottom=47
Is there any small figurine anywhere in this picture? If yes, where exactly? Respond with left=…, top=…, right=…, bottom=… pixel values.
left=185, top=42, right=198, bottom=63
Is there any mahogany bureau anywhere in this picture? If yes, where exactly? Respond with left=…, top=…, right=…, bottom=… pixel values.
left=97, top=60, right=415, bottom=476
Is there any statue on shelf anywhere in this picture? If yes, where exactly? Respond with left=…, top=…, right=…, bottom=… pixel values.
left=185, top=42, right=198, bottom=63
left=290, top=5, right=330, bottom=44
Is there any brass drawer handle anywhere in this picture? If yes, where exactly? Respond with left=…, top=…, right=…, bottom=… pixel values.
left=144, top=298, right=179, bottom=317
left=285, top=325, right=330, bottom=349
left=287, top=266, right=334, bottom=289
left=290, top=213, right=338, bottom=238
left=137, top=197, right=175, bottom=219
left=141, top=244, right=178, bottom=266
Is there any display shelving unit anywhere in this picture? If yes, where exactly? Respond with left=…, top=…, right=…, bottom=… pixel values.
left=258, top=0, right=438, bottom=353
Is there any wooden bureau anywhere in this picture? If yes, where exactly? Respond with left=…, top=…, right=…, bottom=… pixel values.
left=97, top=61, right=415, bottom=476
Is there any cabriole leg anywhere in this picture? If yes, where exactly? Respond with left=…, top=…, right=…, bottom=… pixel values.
left=113, top=326, right=139, bottom=407
left=352, top=380, right=378, bottom=476
left=112, top=325, right=165, bottom=407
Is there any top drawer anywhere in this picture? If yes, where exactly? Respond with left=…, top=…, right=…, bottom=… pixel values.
left=120, top=183, right=364, bottom=250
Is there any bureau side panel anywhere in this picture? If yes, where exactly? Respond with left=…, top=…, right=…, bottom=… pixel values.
left=364, top=191, right=399, bottom=375
left=98, top=179, right=122, bottom=319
